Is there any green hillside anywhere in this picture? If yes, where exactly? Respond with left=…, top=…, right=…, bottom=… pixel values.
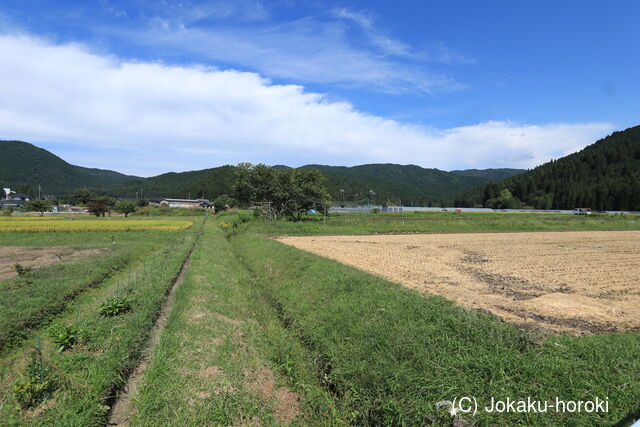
left=457, top=125, right=640, bottom=210
left=299, top=164, right=524, bottom=205
left=0, top=140, right=523, bottom=204
left=142, top=163, right=524, bottom=205
left=449, top=168, right=529, bottom=181
left=0, top=140, right=138, bottom=195
left=109, top=166, right=237, bottom=199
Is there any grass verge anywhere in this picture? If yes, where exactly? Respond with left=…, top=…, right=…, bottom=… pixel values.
left=230, top=230, right=640, bottom=425
left=131, top=221, right=343, bottom=425
left=242, top=211, right=640, bottom=235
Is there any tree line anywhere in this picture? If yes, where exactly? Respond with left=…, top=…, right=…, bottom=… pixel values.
left=8, top=164, right=331, bottom=220
left=456, top=126, right=640, bottom=210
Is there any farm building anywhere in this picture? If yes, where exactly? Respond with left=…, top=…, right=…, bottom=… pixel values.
left=160, top=198, right=213, bottom=209
left=1, top=188, right=31, bottom=208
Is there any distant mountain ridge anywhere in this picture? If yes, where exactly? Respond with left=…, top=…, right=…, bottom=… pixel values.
left=0, top=139, right=524, bottom=204
left=296, top=164, right=524, bottom=205
left=0, top=140, right=138, bottom=195
left=457, top=125, right=640, bottom=210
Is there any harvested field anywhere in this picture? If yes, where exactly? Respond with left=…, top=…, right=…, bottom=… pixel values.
left=0, top=246, right=107, bottom=280
left=277, top=231, right=640, bottom=334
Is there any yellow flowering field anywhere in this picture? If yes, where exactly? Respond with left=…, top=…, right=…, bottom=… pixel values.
left=0, top=216, right=63, bottom=220
left=0, top=219, right=193, bottom=232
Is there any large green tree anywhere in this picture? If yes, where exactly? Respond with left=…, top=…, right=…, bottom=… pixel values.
left=23, top=199, right=52, bottom=216
left=113, top=201, right=138, bottom=217
left=70, top=188, right=96, bottom=205
left=233, top=163, right=331, bottom=220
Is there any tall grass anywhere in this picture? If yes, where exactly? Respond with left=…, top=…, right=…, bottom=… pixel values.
left=0, top=220, right=203, bottom=425
left=132, top=222, right=341, bottom=425
left=0, top=231, right=182, bottom=351
left=231, top=231, right=640, bottom=425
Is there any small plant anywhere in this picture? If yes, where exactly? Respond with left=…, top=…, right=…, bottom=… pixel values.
left=15, top=264, right=33, bottom=277
left=48, top=324, right=86, bottom=352
left=13, top=350, right=58, bottom=409
left=99, top=296, right=131, bottom=317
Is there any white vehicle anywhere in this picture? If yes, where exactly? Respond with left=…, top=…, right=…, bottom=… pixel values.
left=573, top=208, right=592, bottom=215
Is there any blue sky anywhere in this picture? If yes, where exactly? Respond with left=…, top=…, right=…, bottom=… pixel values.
left=0, top=0, right=637, bottom=176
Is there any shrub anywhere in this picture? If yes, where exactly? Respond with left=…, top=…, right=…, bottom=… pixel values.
left=13, top=350, right=58, bottom=409
left=48, top=324, right=86, bottom=352
left=99, top=297, right=131, bottom=317
left=15, top=264, right=33, bottom=277
left=213, top=194, right=236, bottom=212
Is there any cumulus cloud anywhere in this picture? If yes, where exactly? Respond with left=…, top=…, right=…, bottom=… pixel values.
left=0, top=34, right=614, bottom=176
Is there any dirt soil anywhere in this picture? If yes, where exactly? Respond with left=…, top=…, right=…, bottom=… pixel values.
left=0, top=246, right=107, bottom=281
left=276, top=231, right=640, bottom=335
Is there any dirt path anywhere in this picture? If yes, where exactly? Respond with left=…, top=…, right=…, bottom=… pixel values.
left=277, top=231, right=640, bottom=335
left=107, top=225, right=203, bottom=426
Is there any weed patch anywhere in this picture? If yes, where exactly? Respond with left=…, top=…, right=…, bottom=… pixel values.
left=14, top=264, right=33, bottom=277
left=98, top=297, right=131, bottom=317
left=13, top=350, right=59, bottom=409
left=47, top=324, right=87, bottom=352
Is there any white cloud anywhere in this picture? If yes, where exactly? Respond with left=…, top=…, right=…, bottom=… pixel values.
left=332, top=7, right=474, bottom=64
left=0, top=34, right=614, bottom=176
left=109, top=10, right=462, bottom=94
left=149, top=0, right=271, bottom=24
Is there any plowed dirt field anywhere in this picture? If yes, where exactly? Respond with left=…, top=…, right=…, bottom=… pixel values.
left=276, top=231, right=640, bottom=334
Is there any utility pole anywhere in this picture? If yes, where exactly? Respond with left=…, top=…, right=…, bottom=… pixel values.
left=38, top=185, right=41, bottom=199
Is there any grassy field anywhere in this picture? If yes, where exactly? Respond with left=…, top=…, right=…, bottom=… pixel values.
left=124, top=212, right=639, bottom=425
left=240, top=210, right=640, bottom=235
left=1, top=211, right=639, bottom=425
left=0, top=230, right=187, bottom=351
left=231, top=230, right=640, bottom=425
left=0, top=217, right=203, bottom=424
left=130, top=221, right=342, bottom=425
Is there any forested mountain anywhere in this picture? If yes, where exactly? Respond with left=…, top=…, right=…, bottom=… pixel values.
left=1, top=139, right=524, bottom=204
left=109, top=166, right=236, bottom=199
left=456, top=125, right=640, bottom=210
left=0, top=140, right=138, bottom=195
left=296, top=164, right=523, bottom=205
left=449, top=168, right=528, bottom=181
left=112, top=163, right=523, bottom=204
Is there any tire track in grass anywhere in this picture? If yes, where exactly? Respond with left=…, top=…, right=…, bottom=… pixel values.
left=128, top=222, right=338, bottom=425
left=106, top=219, right=205, bottom=426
